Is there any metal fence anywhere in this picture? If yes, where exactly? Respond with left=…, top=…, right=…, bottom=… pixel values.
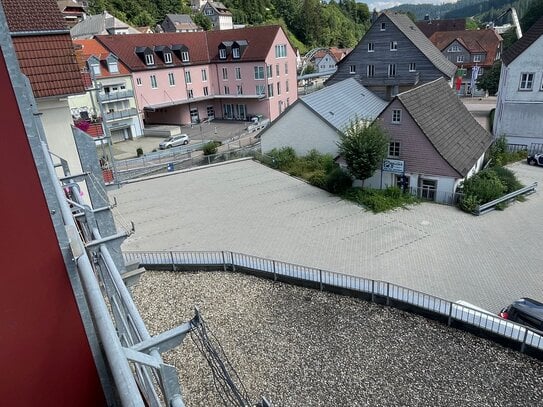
left=124, top=250, right=543, bottom=357
left=474, top=182, right=538, bottom=215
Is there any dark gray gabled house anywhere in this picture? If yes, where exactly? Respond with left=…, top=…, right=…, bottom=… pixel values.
left=326, top=11, right=457, bottom=100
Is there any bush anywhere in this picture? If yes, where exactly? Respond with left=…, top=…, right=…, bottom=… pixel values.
left=203, top=140, right=220, bottom=155
left=136, top=147, right=143, bottom=157
left=308, top=170, right=327, bottom=188
left=266, top=147, right=297, bottom=170
left=459, top=194, right=480, bottom=213
left=325, top=167, right=352, bottom=194
left=343, top=187, right=419, bottom=213
left=492, top=166, right=523, bottom=193
left=459, top=169, right=506, bottom=209
left=488, top=135, right=527, bottom=166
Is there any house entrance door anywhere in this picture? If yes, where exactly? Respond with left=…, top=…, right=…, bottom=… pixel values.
left=418, top=178, right=437, bottom=201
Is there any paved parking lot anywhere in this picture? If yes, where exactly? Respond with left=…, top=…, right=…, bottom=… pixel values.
left=110, top=159, right=543, bottom=312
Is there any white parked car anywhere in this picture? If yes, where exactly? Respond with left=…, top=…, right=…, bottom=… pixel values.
left=159, top=134, right=190, bottom=149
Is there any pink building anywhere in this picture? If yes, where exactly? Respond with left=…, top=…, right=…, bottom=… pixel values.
left=96, top=25, right=298, bottom=125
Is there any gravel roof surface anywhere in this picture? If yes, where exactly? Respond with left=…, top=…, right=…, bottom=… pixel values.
left=132, top=271, right=543, bottom=407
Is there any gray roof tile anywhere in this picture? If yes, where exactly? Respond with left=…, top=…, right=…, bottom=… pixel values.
left=301, top=78, right=388, bottom=132
left=396, top=78, right=492, bottom=176
left=385, top=11, right=457, bottom=78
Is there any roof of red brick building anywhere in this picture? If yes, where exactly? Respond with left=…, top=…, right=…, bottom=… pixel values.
left=74, top=39, right=131, bottom=77
left=429, top=29, right=502, bottom=67
left=2, top=0, right=85, bottom=97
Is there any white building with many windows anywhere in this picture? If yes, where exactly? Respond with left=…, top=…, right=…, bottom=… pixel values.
left=494, top=16, right=543, bottom=152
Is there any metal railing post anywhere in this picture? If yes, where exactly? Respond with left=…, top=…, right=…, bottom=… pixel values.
left=448, top=302, right=453, bottom=326
left=170, top=251, right=176, bottom=271
left=230, top=251, right=235, bottom=272
left=221, top=251, right=227, bottom=272
left=272, top=260, right=277, bottom=281
left=319, top=270, right=323, bottom=291
left=386, top=282, right=390, bottom=305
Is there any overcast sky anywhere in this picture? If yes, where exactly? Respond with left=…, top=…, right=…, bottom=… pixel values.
left=363, top=0, right=458, bottom=12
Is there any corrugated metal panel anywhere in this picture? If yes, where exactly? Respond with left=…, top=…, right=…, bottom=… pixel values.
left=301, top=78, right=388, bottom=132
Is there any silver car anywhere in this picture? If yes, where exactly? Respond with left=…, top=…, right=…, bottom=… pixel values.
left=159, top=134, right=190, bottom=149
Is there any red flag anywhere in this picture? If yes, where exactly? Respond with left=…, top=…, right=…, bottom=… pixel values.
left=456, top=76, right=462, bottom=91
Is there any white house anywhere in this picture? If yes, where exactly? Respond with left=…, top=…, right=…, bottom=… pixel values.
left=493, top=16, right=543, bottom=152
left=260, top=78, right=388, bottom=156
left=202, top=1, right=233, bottom=31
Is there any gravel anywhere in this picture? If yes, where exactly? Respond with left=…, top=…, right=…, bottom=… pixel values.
left=132, top=270, right=543, bottom=407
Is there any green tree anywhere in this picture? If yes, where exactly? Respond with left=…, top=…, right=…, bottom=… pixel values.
left=337, top=120, right=389, bottom=186
left=477, top=60, right=501, bottom=96
left=193, top=13, right=212, bottom=30
left=465, top=17, right=479, bottom=30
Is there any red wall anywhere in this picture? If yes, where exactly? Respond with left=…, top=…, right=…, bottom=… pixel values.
left=0, top=50, right=105, bottom=405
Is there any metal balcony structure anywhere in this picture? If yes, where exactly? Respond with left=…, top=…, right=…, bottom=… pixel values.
left=97, top=89, right=134, bottom=102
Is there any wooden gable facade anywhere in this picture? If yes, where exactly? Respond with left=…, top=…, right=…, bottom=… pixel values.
left=327, top=12, right=455, bottom=100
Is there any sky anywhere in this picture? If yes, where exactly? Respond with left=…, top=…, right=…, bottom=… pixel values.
left=363, top=0, right=458, bottom=12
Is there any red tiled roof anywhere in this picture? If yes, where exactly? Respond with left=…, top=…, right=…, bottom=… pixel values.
left=12, top=35, right=86, bottom=97
left=2, top=0, right=68, bottom=32
left=96, top=25, right=283, bottom=70
left=74, top=39, right=131, bottom=76
left=416, top=19, right=466, bottom=38
left=502, top=15, right=543, bottom=65
left=429, top=29, right=502, bottom=67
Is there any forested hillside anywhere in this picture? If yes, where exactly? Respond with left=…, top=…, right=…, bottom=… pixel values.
left=87, top=0, right=372, bottom=51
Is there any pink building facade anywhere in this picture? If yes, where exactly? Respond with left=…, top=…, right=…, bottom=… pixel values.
left=97, top=26, right=297, bottom=126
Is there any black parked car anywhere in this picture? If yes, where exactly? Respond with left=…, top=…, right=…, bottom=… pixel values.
left=527, top=153, right=543, bottom=166
left=499, top=298, right=543, bottom=330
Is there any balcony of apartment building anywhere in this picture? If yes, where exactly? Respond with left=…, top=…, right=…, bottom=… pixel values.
left=97, top=89, right=134, bottom=103
left=104, top=107, right=139, bottom=122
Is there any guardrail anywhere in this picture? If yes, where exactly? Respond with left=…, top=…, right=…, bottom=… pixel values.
left=124, top=250, right=543, bottom=358
left=474, top=182, right=538, bottom=215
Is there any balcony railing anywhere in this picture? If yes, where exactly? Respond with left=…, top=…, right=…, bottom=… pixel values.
left=105, top=107, right=138, bottom=121
left=97, top=89, right=134, bottom=102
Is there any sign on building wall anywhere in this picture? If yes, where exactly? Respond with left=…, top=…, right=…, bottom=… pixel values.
left=382, top=159, right=404, bottom=174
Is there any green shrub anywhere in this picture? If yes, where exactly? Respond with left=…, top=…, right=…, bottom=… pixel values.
left=325, top=167, right=352, bottom=194
left=488, top=135, right=527, bottom=166
left=302, top=149, right=335, bottom=173
left=459, top=169, right=506, bottom=208
left=343, top=187, right=419, bottom=213
left=266, top=147, right=297, bottom=170
left=308, top=170, right=327, bottom=188
left=203, top=140, right=220, bottom=155
left=459, top=194, right=480, bottom=213
left=136, top=147, right=143, bottom=157
left=492, top=166, right=523, bottom=193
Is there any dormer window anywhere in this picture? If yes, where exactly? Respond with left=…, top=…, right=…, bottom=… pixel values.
left=135, top=47, right=156, bottom=66
left=164, top=52, right=173, bottom=64
left=232, top=47, right=240, bottom=59
left=106, top=54, right=119, bottom=73
left=145, top=54, right=154, bottom=65
left=172, top=44, right=190, bottom=63
left=87, top=56, right=101, bottom=77
left=219, top=48, right=227, bottom=59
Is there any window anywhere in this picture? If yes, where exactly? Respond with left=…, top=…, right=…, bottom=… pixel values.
left=473, top=54, right=482, bottom=63
left=219, top=48, right=227, bottom=59
left=392, top=109, right=401, bottom=124
left=168, top=72, right=175, bottom=86
left=285, top=62, right=288, bottom=75
left=389, top=141, right=400, bottom=157
left=90, top=63, right=101, bottom=76
left=145, top=54, right=154, bottom=65
left=232, top=47, right=240, bottom=59
left=275, top=44, right=287, bottom=58
left=409, top=63, right=416, bottom=72
left=136, top=77, right=142, bottom=86
left=390, top=41, right=398, bottom=51
left=187, top=89, right=193, bottom=99
left=222, top=67, right=228, bottom=80
left=448, top=45, right=461, bottom=52
left=254, top=66, right=265, bottom=80
left=349, top=65, right=356, bottom=74
left=235, top=67, right=241, bottom=80
left=185, top=71, right=192, bottom=84
left=368, top=42, right=374, bottom=52
left=277, top=82, right=281, bottom=95
left=224, top=86, right=230, bottom=94
left=164, top=52, right=173, bottom=64
left=381, top=22, right=386, bottom=31
left=367, top=64, right=375, bottom=77
left=519, top=73, right=534, bottom=90
left=286, top=79, right=289, bottom=92
left=181, top=51, right=189, bottom=62
left=267, top=64, right=273, bottom=78
left=237, top=85, right=243, bottom=95
left=108, top=61, right=118, bottom=73
left=388, top=64, right=396, bottom=78
left=256, top=84, right=265, bottom=95
left=203, top=86, right=209, bottom=96
left=276, top=64, right=280, bottom=77
left=267, top=83, right=274, bottom=97
left=201, top=69, right=207, bottom=81
left=150, top=75, right=157, bottom=89
left=457, top=55, right=464, bottom=63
